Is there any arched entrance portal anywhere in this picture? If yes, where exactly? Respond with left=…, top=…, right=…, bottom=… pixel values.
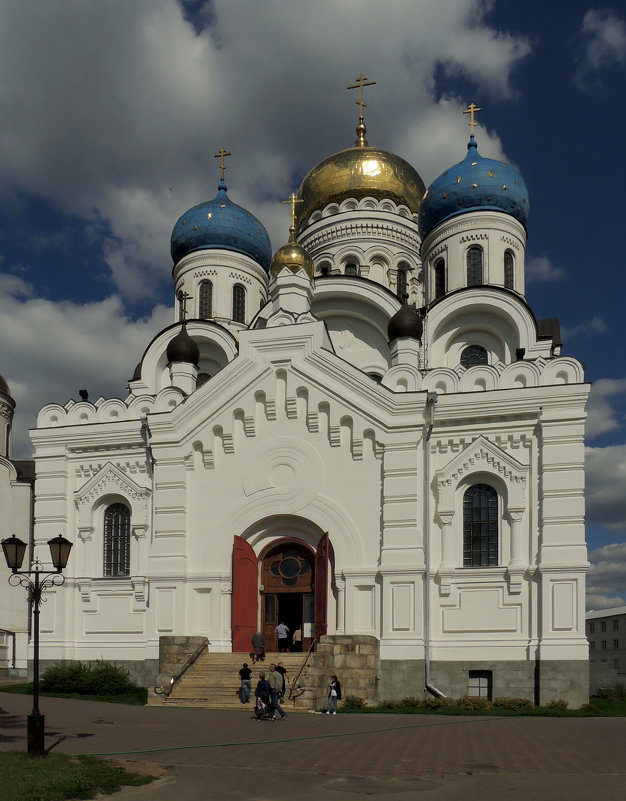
left=261, top=541, right=314, bottom=652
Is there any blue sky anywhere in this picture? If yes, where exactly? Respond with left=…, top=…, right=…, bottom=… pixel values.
left=0, top=0, right=624, bottom=608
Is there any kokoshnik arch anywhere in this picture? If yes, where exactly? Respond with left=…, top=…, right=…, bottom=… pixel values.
left=28, top=88, right=590, bottom=706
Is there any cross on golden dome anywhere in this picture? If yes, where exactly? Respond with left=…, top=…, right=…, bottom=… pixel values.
left=214, top=147, right=231, bottom=180
left=347, top=74, right=376, bottom=147
left=282, top=192, right=303, bottom=239
left=462, top=103, right=482, bottom=135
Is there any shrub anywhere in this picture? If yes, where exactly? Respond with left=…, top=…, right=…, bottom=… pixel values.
left=457, top=695, right=494, bottom=711
left=595, top=684, right=626, bottom=702
left=420, top=695, right=455, bottom=710
left=400, top=696, right=422, bottom=708
left=580, top=703, right=595, bottom=712
left=342, top=695, right=366, bottom=710
left=494, top=696, right=533, bottom=711
left=41, top=660, right=139, bottom=695
left=381, top=699, right=399, bottom=709
left=545, top=699, right=568, bottom=710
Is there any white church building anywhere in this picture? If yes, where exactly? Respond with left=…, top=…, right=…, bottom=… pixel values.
left=29, top=100, right=590, bottom=706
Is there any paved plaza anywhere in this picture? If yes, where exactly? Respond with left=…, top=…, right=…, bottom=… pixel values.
left=1, top=692, right=625, bottom=800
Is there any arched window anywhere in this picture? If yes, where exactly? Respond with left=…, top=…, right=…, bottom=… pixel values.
left=466, top=246, right=483, bottom=286
left=460, top=345, right=488, bottom=368
left=196, top=372, right=211, bottom=389
left=397, top=266, right=408, bottom=300
left=104, top=503, right=130, bottom=577
left=232, top=284, right=246, bottom=323
left=345, top=263, right=358, bottom=276
left=434, top=258, right=446, bottom=298
left=199, top=281, right=213, bottom=319
left=463, top=484, right=498, bottom=566
left=320, top=263, right=330, bottom=277
left=504, top=250, right=514, bottom=290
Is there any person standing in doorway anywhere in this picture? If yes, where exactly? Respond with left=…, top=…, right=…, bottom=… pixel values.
left=239, top=662, right=252, bottom=704
left=292, top=627, right=302, bottom=652
left=268, top=663, right=287, bottom=720
left=275, top=621, right=289, bottom=652
left=326, top=674, right=341, bottom=714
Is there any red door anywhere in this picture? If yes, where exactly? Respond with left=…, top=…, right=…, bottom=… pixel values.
left=314, top=532, right=329, bottom=643
left=232, top=536, right=258, bottom=652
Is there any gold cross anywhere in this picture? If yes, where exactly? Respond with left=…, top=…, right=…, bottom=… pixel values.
left=214, top=147, right=231, bottom=179
left=282, top=192, right=303, bottom=232
left=463, top=103, right=482, bottom=135
left=347, top=73, right=376, bottom=115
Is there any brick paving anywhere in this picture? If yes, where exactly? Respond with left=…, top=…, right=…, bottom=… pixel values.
left=1, top=692, right=625, bottom=780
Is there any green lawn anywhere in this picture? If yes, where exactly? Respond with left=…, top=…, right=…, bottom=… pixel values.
left=0, top=684, right=147, bottom=705
left=338, top=697, right=626, bottom=717
left=0, top=752, right=156, bottom=801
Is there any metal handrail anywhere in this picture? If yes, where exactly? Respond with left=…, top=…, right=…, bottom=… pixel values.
left=288, top=638, right=317, bottom=699
left=153, top=638, right=209, bottom=697
left=0, top=628, right=16, bottom=669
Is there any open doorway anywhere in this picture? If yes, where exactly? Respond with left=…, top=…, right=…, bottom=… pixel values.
left=261, top=542, right=314, bottom=651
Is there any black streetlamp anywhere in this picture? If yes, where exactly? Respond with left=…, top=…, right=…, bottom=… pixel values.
left=1, top=533, right=73, bottom=756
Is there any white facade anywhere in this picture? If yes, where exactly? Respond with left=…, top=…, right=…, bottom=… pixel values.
left=29, top=130, right=590, bottom=704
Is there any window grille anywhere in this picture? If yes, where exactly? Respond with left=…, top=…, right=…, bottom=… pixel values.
left=463, top=484, right=498, bottom=566
left=199, top=281, right=213, bottom=318
left=461, top=345, right=488, bottom=368
left=232, top=284, right=246, bottom=323
left=103, top=503, right=130, bottom=577
left=504, top=250, right=514, bottom=289
left=466, top=246, right=483, bottom=286
left=434, top=258, right=446, bottom=298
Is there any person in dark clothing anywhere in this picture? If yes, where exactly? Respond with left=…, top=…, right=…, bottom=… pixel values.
left=251, top=631, right=265, bottom=663
left=239, top=662, right=252, bottom=704
left=326, top=675, right=341, bottom=714
left=275, top=661, right=289, bottom=700
left=254, top=672, right=272, bottom=720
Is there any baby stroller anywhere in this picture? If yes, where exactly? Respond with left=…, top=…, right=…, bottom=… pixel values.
left=254, top=697, right=273, bottom=721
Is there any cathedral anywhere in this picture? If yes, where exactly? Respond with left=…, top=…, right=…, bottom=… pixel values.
left=28, top=91, right=590, bottom=706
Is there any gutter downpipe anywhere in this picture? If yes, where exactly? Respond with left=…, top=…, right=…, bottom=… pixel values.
left=424, top=391, right=445, bottom=698
left=141, top=416, right=155, bottom=549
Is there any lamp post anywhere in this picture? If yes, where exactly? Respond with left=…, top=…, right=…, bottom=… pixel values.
left=1, top=533, right=73, bottom=757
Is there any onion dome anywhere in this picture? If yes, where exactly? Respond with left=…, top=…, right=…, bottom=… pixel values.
left=166, top=324, right=200, bottom=366
left=270, top=233, right=315, bottom=278
left=388, top=302, right=423, bottom=342
left=131, top=362, right=142, bottom=381
left=419, top=136, right=529, bottom=239
left=171, top=178, right=272, bottom=271
left=296, top=117, right=425, bottom=229
left=0, top=373, right=10, bottom=396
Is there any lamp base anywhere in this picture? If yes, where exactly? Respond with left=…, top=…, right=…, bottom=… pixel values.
left=27, top=713, right=45, bottom=757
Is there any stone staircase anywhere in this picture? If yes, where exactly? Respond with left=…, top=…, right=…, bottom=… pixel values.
left=149, top=651, right=311, bottom=710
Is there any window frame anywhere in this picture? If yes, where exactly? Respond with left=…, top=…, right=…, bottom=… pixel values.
left=463, top=483, right=499, bottom=567
left=199, top=280, right=213, bottom=319
left=504, top=249, right=514, bottom=290
left=232, top=284, right=246, bottom=323
left=433, top=258, right=446, bottom=299
left=466, top=246, right=484, bottom=286
left=103, top=502, right=131, bottom=577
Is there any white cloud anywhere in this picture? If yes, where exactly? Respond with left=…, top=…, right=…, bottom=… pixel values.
left=587, top=542, right=626, bottom=606
left=561, top=315, right=608, bottom=339
left=575, top=8, right=626, bottom=90
left=0, top=279, right=171, bottom=458
left=586, top=378, right=626, bottom=439
left=586, top=444, right=626, bottom=532
left=0, top=0, right=530, bottom=301
left=525, top=255, right=564, bottom=283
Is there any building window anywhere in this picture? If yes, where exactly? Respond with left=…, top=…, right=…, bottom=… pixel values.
left=614, top=639, right=619, bottom=649
left=590, top=622, right=595, bottom=633
left=434, top=258, right=446, bottom=298
left=466, top=246, right=483, bottom=286
left=590, top=641, right=595, bottom=651
left=602, top=640, right=607, bottom=650
left=103, top=503, right=130, bottom=577
left=460, top=345, right=488, bottom=368
left=468, top=670, right=492, bottom=700
left=504, top=250, right=514, bottom=289
left=232, top=284, right=246, bottom=323
left=463, top=484, right=498, bottom=566
left=199, top=281, right=213, bottom=319
left=196, top=372, right=211, bottom=389
left=320, top=264, right=330, bottom=276
left=614, top=659, right=619, bottom=670
left=397, top=265, right=408, bottom=299
left=345, top=263, right=359, bottom=276
left=601, top=621, right=607, bottom=632
left=613, top=620, right=619, bottom=631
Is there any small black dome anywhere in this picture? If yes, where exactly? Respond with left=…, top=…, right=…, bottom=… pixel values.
left=0, top=373, right=10, bottom=396
left=388, top=303, right=423, bottom=342
left=166, top=324, right=200, bottom=366
left=132, top=362, right=142, bottom=381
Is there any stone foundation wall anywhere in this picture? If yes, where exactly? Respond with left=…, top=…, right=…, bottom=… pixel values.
left=303, top=635, right=380, bottom=708
left=153, top=636, right=208, bottom=694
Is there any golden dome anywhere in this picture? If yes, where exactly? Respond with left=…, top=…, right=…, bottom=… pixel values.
left=296, top=145, right=426, bottom=230
left=270, top=233, right=315, bottom=278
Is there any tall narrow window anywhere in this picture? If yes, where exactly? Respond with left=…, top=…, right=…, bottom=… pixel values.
left=434, top=258, right=446, bottom=299
left=199, top=281, right=213, bottom=319
left=104, top=503, right=131, bottom=577
left=504, top=250, right=514, bottom=290
left=460, top=345, right=488, bottom=368
left=232, top=284, right=246, bottom=323
left=345, top=263, right=358, bottom=276
left=466, top=246, right=483, bottom=286
left=463, top=484, right=498, bottom=566
left=397, top=266, right=408, bottom=299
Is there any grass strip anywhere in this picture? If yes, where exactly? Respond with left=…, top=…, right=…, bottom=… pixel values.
left=0, top=751, right=155, bottom=801
left=0, top=685, right=147, bottom=706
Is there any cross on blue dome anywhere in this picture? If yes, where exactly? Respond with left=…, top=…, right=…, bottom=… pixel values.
left=419, top=136, right=529, bottom=240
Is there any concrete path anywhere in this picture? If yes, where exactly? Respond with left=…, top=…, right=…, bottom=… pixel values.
left=1, top=692, right=625, bottom=800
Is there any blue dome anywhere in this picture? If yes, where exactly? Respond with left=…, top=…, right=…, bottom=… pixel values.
left=171, top=179, right=272, bottom=271
left=419, top=137, right=529, bottom=239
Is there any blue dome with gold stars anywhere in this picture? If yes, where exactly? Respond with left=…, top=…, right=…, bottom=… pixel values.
left=419, top=136, right=529, bottom=239
left=171, top=179, right=272, bottom=271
